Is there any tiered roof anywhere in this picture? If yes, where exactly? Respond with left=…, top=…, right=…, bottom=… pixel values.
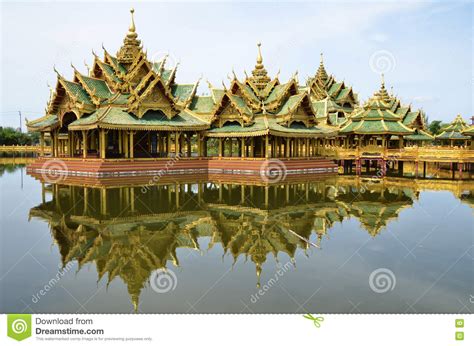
left=27, top=8, right=203, bottom=133
left=436, top=115, right=470, bottom=140
left=384, top=84, right=433, bottom=141
left=339, top=77, right=414, bottom=136
left=307, top=54, right=359, bottom=126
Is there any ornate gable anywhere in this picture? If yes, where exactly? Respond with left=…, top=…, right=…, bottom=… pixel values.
left=128, top=76, right=177, bottom=119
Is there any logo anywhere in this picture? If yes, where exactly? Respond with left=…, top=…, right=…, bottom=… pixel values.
left=7, top=314, right=32, bottom=341
left=150, top=268, right=178, bottom=293
left=369, top=268, right=396, bottom=294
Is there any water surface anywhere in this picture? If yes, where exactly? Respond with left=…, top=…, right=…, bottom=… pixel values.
left=1, top=165, right=473, bottom=313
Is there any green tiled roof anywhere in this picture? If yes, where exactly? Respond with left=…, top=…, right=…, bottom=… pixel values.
left=61, top=80, right=93, bottom=104
left=436, top=131, right=470, bottom=140
left=206, top=116, right=334, bottom=138
left=405, top=129, right=434, bottom=141
left=327, top=82, right=342, bottom=97
left=161, top=69, right=173, bottom=82
left=264, top=84, right=287, bottom=105
left=276, top=94, right=305, bottom=116
left=312, top=100, right=326, bottom=118
left=106, top=93, right=130, bottom=105
left=27, top=114, right=59, bottom=130
left=340, top=96, right=414, bottom=135
left=69, top=107, right=208, bottom=130
left=108, top=55, right=127, bottom=74
left=171, top=84, right=195, bottom=102
left=435, top=115, right=469, bottom=140
left=189, top=96, right=215, bottom=114
left=80, top=75, right=113, bottom=99
left=335, top=87, right=350, bottom=101
left=462, top=125, right=474, bottom=136
left=101, top=63, right=122, bottom=83
left=402, top=111, right=420, bottom=126
left=211, top=89, right=225, bottom=103
left=228, top=94, right=252, bottom=115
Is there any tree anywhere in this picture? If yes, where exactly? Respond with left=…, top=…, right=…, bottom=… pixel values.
left=428, top=120, right=443, bottom=135
left=0, top=127, right=39, bottom=145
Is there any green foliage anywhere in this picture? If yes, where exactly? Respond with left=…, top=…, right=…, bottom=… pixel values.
left=428, top=120, right=443, bottom=135
left=0, top=127, right=39, bottom=145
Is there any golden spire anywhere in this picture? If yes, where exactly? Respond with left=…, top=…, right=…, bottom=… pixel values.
left=315, top=52, right=328, bottom=85
left=250, top=42, right=271, bottom=92
left=129, top=8, right=136, bottom=33
left=256, top=42, right=263, bottom=66
left=373, top=73, right=390, bottom=103
left=116, top=8, right=142, bottom=65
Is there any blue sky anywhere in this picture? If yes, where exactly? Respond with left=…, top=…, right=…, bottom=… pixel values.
left=0, top=0, right=472, bottom=129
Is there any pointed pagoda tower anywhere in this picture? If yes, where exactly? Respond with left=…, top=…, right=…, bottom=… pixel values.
left=116, top=8, right=143, bottom=68
left=248, top=43, right=272, bottom=97
left=435, top=115, right=470, bottom=146
left=339, top=74, right=414, bottom=148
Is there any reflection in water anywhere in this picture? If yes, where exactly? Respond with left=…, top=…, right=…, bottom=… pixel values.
left=26, top=177, right=453, bottom=310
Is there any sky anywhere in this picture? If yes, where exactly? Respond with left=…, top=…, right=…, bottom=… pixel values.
left=0, top=0, right=472, bottom=130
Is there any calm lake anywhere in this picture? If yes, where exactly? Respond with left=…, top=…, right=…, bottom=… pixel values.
left=1, top=163, right=473, bottom=313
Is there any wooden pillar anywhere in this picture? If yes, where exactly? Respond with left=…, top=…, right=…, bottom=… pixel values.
left=250, top=138, right=255, bottom=157
left=130, top=187, right=135, bottom=212
left=83, top=187, right=89, bottom=214
left=124, top=131, right=129, bottom=158
left=197, top=133, right=202, bottom=157
left=241, top=138, right=245, bottom=158
left=129, top=131, right=134, bottom=159
left=187, top=133, right=192, bottom=157
left=118, top=130, right=122, bottom=154
left=265, top=135, right=269, bottom=158
left=174, top=131, right=180, bottom=156
left=40, top=132, right=45, bottom=157
left=82, top=130, right=88, bottom=159
left=100, top=129, right=106, bottom=159
left=100, top=188, right=107, bottom=216
left=218, top=138, right=223, bottom=158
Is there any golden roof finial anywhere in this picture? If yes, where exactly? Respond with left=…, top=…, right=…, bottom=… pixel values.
left=320, top=52, right=324, bottom=64
left=256, top=42, right=263, bottom=65
left=129, top=8, right=136, bottom=33
left=381, top=73, right=385, bottom=87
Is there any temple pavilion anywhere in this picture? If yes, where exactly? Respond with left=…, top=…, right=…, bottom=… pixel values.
left=27, top=9, right=357, bottom=160
left=338, top=76, right=415, bottom=148
left=436, top=115, right=471, bottom=146
left=25, top=8, right=473, bottom=174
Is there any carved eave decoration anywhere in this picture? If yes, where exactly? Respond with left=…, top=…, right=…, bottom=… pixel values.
left=72, top=70, right=107, bottom=107
left=229, top=78, right=260, bottom=111
left=127, top=76, right=178, bottom=119
left=260, top=77, right=280, bottom=100
left=124, top=55, right=152, bottom=87
left=166, top=63, right=179, bottom=87
left=211, top=92, right=253, bottom=127
left=180, top=79, right=201, bottom=108
left=49, top=78, right=95, bottom=123
left=277, top=93, right=316, bottom=128
left=265, top=78, right=299, bottom=113
left=103, top=48, right=126, bottom=79
left=91, top=56, right=122, bottom=92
